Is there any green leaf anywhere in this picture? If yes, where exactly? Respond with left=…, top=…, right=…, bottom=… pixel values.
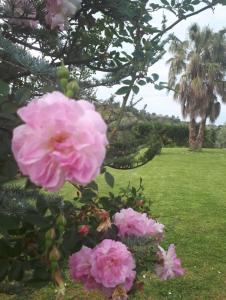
left=122, top=80, right=131, bottom=85
left=104, top=171, right=115, bottom=188
left=0, top=80, right=9, bottom=97
left=87, top=181, right=99, bottom=191
left=131, top=186, right=137, bottom=195
left=154, top=84, right=165, bottom=90
left=187, top=5, right=195, bottom=11
left=132, top=85, right=139, bottom=94
left=151, top=73, right=159, bottom=81
left=146, top=77, right=153, bottom=83
left=81, top=188, right=97, bottom=201
left=116, top=86, right=131, bottom=95
left=160, top=0, right=169, bottom=5
left=138, top=80, right=146, bottom=86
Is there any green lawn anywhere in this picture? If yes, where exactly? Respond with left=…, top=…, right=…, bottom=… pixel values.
left=2, top=148, right=226, bottom=299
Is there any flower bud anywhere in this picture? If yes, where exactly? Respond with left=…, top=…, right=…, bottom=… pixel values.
left=66, top=89, right=74, bottom=98
left=49, top=245, right=61, bottom=262
left=45, top=239, right=52, bottom=250
left=66, top=80, right=80, bottom=93
left=51, top=261, right=59, bottom=272
left=57, top=65, right=69, bottom=79
left=137, top=200, right=144, bottom=207
left=56, top=214, right=66, bottom=227
left=45, top=228, right=56, bottom=241
left=78, top=225, right=89, bottom=235
left=99, top=210, right=109, bottom=221
left=60, top=78, right=68, bottom=89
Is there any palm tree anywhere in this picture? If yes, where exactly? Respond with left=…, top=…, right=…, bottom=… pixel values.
left=167, top=24, right=226, bottom=150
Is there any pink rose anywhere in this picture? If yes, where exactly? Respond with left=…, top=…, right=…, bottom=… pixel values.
left=12, top=92, right=108, bottom=191
left=91, top=239, right=136, bottom=290
left=155, top=244, right=185, bottom=280
left=45, top=0, right=82, bottom=30
left=146, top=219, right=164, bottom=240
left=113, top=208, right=164, bottom=239
left=69, top=246, right=99, bottom=290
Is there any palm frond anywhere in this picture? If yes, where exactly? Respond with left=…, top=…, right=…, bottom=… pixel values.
left=209, top=101, right=221, bottom=123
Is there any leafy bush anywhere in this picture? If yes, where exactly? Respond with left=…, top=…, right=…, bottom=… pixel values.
left=215, top=124, right=226, bottom=148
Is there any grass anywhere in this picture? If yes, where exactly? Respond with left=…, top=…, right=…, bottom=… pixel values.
left=1, top=148, right=226, bottom=299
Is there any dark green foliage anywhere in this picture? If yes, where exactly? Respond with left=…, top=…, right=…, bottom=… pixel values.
left=0, top=80, right=21, bottom=184
left=160, top=123, right=189, bottom=147
left=0, top=187, right=69, bottom=281
left=98, top=177, right=151, bottom=215
left=203, top=125, right=219, bottom=148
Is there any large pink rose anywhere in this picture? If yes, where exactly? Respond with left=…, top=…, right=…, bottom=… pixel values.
left=69, top=246, right=99, bottom=290
left=91, top=239, right=136, bottom=290
left=155, top=244, right=185, bottom=280
left=45, top=0, right=82, bottom=30
left=113, top=208, right=164, bottom=239
left=12, top=92, right=108, bottom=191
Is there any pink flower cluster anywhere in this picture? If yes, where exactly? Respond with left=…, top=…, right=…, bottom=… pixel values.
left=45, top=0, right=82, bottom=30
left=155, top=244, right=185, bottom=280
left=113, top=208, right=184, bottom=281
left=113, top=208, right=164, bottom=239
left=12, top=92, right=108, bottom=192
left=5, top=0, right=38, bottom=28
left=69, top=239, right=136, bottom=296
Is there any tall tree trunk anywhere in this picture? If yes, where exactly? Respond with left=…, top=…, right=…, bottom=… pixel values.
left=196, top=116, right=207, bottom=149
left=189, top=118, right=197, bottom=150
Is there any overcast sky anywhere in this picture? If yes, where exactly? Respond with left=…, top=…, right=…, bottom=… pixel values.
left=96, top=4, right=226, bottom=124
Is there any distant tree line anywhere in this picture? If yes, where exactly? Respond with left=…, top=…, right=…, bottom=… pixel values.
left=107, top=102, right=226, bottom=149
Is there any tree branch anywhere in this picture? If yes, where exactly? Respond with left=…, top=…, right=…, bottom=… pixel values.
left=151, top=2, right=217, bottom=42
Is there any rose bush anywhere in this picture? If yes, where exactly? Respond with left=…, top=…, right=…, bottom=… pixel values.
left=9, top=85, right=184, bottom=298
left=69, top=206, right=184, bottom=297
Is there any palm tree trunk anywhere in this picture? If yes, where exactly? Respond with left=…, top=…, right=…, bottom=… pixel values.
left=196, top=117, right=207, bottom=149
left=189, top=118, right=197, bottom=150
